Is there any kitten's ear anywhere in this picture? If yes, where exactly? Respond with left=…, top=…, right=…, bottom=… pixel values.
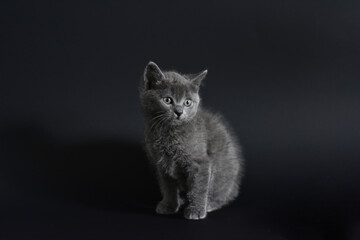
left=189, top=70, right=208, bottom=87
left=144, top=61, right=165, bottom=90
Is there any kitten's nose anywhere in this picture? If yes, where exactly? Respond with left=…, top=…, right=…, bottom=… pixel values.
left=174, top=110, right=183, bottom=118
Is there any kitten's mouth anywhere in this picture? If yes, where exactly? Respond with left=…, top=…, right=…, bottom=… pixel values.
left=173, top=113, right=184, bottom=121
left=172, top=117, right=184, bottom=124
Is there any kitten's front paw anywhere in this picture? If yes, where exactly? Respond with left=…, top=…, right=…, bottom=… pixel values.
left=184, top=206, right=207, bottom=220
left=156, top=201, right=179, bottom=215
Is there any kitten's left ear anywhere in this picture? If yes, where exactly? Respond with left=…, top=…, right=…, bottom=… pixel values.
left=190, top=70, right=208, bottom=87
left=144, top=61, right=165, bottom=90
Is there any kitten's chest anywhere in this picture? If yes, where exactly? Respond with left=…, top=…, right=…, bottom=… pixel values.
left=146, top=123, right=206, bottom=177
left=149, top=130, right=189, bottom=178
left=152, top=129, right=190, bottom=160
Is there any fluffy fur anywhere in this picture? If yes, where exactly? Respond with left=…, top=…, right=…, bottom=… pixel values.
left=139, top=62, right=244, bottom=220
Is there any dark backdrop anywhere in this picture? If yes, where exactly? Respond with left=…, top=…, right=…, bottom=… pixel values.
left=1, top=1, right=360, bottom=239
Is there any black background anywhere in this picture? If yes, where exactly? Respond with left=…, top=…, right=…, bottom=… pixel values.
left=1, top=1, right=360, bottom=239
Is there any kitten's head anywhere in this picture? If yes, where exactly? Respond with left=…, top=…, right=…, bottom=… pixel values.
left=140, top=61, right=207, bottom=125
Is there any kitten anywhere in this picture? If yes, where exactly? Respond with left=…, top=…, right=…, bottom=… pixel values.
left=139, top=61, right=244, bottom=220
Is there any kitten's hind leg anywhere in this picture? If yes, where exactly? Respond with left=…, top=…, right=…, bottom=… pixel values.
left=207, top=176, right=239, bottom=212
left=207, top=200, right=225, bottom=212
left=155, top=170, right=182, bottom=215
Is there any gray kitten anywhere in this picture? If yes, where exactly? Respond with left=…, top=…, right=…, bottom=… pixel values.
left=139, top=62, right=244, bottom=220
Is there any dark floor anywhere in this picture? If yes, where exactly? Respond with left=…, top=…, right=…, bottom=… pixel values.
left=1, top=130, right=359, bottom=240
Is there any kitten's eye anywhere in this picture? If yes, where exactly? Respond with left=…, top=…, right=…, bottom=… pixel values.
left=163, top=97, right=172, bottom=104
left=184, top=99, right=192, bottom=107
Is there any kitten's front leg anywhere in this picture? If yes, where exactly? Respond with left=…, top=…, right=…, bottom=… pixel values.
left=184, top=162, right=211, bottom=220
left=155, top=168, right=181, bottom=215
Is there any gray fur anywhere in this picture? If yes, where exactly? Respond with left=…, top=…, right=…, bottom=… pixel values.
left=139, top=61, right=244, bottom=220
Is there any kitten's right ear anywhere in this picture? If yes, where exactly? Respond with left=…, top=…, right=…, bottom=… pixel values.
left=144, top=61, right=165, bottom=90
left=189, top=69, right=208, bottom=88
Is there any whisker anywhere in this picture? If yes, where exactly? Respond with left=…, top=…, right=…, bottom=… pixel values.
left=148, top=113, right=166, bottom=133
left=157, top=115, right=169, bottom=133
left=149, top=112, right=166, bottom=122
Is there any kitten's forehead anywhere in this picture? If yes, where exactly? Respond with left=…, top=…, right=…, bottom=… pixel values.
left=164, top=71, right=189, bottom=84
left=162, top=71, right=198, bottom=100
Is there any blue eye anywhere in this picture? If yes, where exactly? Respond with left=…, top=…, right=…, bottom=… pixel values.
left=184, top=99, right=192, bottom=106
left=163, top=97, right=172, bottom=104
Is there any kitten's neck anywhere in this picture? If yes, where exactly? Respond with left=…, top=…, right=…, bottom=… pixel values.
left=146, top=113, right=199, bottom=134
